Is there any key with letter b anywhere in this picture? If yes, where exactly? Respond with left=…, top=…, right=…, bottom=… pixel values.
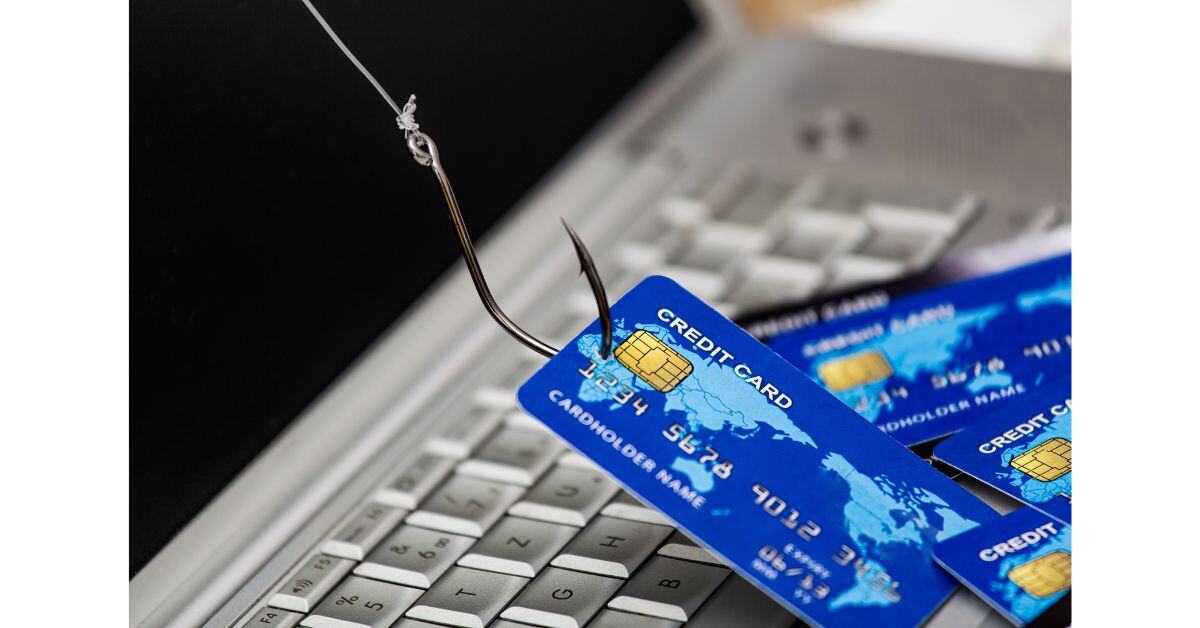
left=606, top=557, right=729, bottom=622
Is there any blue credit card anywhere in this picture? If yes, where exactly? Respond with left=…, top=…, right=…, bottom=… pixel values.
left=517, top=276, right=998, bottom=627
left=764, top=254, right=1071, bottom=446
left=933, top=507, right=1071, bottom=626
left=934, top=377, right=1071, bottom=524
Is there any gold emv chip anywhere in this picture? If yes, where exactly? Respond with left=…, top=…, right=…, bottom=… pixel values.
left=1008, top=551, right=1071, bottom=598
left=614, top=330, right=693, bottom=392
left=817, top=350, right=893, bottom=392
left=1011, top=437, right=1072, bottom=482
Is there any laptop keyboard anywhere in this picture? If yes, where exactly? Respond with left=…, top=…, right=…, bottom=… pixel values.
left=234, top=151, right=1064, bottom=628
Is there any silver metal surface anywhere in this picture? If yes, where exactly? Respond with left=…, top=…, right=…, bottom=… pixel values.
left=267, top=555, right=355, bottom=613
left=426, top=408, right=505, bottom=460
left=373, top=452, right=457, bottom=510
left=499, top=567, right=623, bottom=628
left=455, top=427, right=563, bottom=487
left=508, top=465, right=619, bottom=527
left=403, top=567, right=529, bottom=628
left=354, top=525, right=474, bottom=589
left=550, top=516, right=672, bottom=579
left=587, top=610, right=682, bottom=628
left=606, top=556, right=729, bottom=622
left=321, top=503, right=407, bottom=561
left=456, top=516, right=578, bottom=578
left=299, top=576, right=422, bottom=628
left=405, top=475, right=525, bottom=537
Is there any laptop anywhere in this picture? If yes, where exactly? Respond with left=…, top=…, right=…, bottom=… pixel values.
left=130, top=1, right=1069, bottom=626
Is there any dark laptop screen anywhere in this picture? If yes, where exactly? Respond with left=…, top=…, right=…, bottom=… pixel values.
left=131, top=0, right=697, bottom=575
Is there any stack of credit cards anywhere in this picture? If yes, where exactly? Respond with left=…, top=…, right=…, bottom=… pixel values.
left=518, top=276, right=1000, bottom=626
left=517, top=232, right=1072, bottom=626
left=756, top=253, right=1071, bottom=446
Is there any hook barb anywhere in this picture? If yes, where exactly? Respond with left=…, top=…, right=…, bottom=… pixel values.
left=561, top=219, right=614, bottom=359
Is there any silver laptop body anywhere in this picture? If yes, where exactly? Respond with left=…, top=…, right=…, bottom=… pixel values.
left=131, top=1, right=1069, bottom=626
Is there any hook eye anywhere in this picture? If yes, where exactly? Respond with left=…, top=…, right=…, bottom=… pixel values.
left=407, top=131, right=435, bottom=167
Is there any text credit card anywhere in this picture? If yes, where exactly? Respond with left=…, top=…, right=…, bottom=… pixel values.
left=934, top=507, right=1071, bottom=626
left=764, top=254, right=1071, bottom=446
left=935, top=377, right=1072, bottom=524
left=517, top=276, right=998, bottom=626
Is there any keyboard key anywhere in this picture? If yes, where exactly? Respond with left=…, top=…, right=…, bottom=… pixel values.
left=773, top=209, right=869, bottom=262
left=500, top=567, right=623, bottom=628
left=457, top=516, right=578, bottom=577
left=238, top=607, right=304, bottom=627
left=322, top=503, right=407, bottom=560
left=473, top=386, right=518, bottom=410
left=864, top=200, right=976, bottom=237
left=606, top=557, right=729, bottom=622
left=826, top=254, right=906, bottom=291
left=724, top=255, right=825, bottom=309
left=550, top=516, right=672, bottom=578
left=600, top=492, right=670, bottom=526
left=721, top=178, right=789, bottom=225
left=508, top=465, right=618, bottom=526
left=427, top=407, right=505, bottom=459
left=655, top=531, right=720, bottom=566
left=300, top=576, right=422, bottom=628
left=656, top=196, right=708, bottom=228
left=406, top=475, right=524, bottom=537
left=556, top=451, right=600, bottom=472
left=587, top=610, right=682, bottom=628
left=375, top=452, right=456, bottom=510
left=456, top=427, right=561, bottom=487
left=268, top=554, right=355, bottom=613
left=354, top=525, right=475, bottom=589
left=675, top=222, right=771, bottom=271
left=686, top=575, right=794, bottom=628
left=858, top=229, right=947, bottom=269
left=503, top=410, right=551, bottom=434
left=613, top=242, right=667, bottom=275
left=404, top=567, right=528, bottom=628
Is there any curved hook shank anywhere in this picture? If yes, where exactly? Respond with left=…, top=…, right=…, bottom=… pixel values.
left=408, top=131, right=613, bottom=359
